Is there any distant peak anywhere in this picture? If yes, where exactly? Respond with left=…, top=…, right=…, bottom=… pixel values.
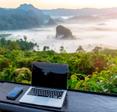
left=17, top=3, right=36, bottom=10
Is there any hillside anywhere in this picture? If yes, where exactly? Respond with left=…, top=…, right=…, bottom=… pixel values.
left=43, top=8, right=117, bottom=18
left=0, top=38, right=117, bottom=94
left=0, top=4, right=54, bottom=30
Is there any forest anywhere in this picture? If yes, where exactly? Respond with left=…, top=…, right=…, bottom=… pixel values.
left=0, top=37, right=117, bottom=94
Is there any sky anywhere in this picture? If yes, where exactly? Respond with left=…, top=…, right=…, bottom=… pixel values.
left=0, top=0, right=117, bottom=9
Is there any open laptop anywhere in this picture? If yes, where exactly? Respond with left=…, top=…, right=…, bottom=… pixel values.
left=19, top=62, right=69, bottom=108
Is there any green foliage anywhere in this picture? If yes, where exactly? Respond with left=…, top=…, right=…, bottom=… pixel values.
left=14, top=67, right=31, bottom=84
left=0, top=37, right=37, bottom=51
left=75, top=66, right=117, bottom=93
left=0, top=65, right=16, bottom=82
left=0, top=38, right=117, bottom=94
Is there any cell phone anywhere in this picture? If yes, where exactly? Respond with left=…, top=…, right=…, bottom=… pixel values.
left=6, top=87, right=23, bottom=100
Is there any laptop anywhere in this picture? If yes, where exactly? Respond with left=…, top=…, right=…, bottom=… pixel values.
left=19, top=62, right=69, bottom=108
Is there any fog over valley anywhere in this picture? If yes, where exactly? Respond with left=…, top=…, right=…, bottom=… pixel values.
left=0, top=4, right=117, bottom=52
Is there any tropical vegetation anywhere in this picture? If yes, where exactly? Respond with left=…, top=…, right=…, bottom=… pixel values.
left=0, top=37, right=117, bottom=94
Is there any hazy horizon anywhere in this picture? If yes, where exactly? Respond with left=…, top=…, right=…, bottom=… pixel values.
left=0, top=0, right=117, bottom=9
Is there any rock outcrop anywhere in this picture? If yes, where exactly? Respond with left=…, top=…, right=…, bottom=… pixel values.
left=56, top=25, right=73, bottom=39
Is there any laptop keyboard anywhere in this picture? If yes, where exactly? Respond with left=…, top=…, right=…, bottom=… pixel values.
left=28, top=88, right=64, bottom=99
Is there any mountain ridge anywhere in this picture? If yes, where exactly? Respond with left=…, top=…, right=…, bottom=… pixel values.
left=0, top=4, right=54, bottom=30
left=0, top=4, right=117, bottom=30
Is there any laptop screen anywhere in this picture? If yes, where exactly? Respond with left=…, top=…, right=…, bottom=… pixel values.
left=32, top=62, right=69, bottom=89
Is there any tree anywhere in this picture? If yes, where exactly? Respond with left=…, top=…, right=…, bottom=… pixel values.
left=76, top=46, right=84, bottom=52
left=43, top=46, right=50, bottom=51
left=60, top=46, right=66, bottom=53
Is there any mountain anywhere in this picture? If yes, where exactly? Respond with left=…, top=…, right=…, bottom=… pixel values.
left=17, top=4, right=36, bottom=11
left=43, top=8, right=117, bottom=18
left=43, top=8, right=79, bottom=16
left=0, top=4, right=55, bottom=30
left=0, top=4, right=117, bottom=30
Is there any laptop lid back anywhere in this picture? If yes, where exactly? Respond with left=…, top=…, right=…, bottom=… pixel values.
left=31, top=62, right=69, bottom=89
